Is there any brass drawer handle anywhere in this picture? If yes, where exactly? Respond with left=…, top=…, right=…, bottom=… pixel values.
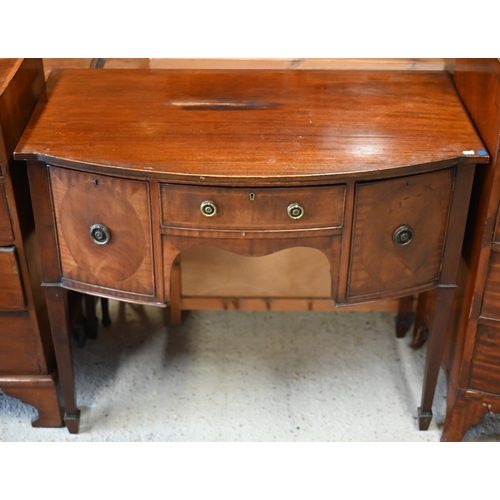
left=393, top=225, right=413, bottom=246
left=200, top=200, right=218, bottom=217
left=90, top=223, right=111, bottom=245
left=287, top=202, right=305, bottom=220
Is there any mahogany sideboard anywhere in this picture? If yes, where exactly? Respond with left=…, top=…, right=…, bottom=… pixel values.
left=14, top=69, right=487, bottom=434
left=0, top=59, right=62, bottom=427
left=438, top=59, right=500, bottom=441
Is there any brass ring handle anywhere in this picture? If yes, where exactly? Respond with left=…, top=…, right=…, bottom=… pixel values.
left=200, top=200, right=218, bottom=217
left=393, top=225, right=413, bottom=246
left=90, top=223, right=111, bottom=245
left=287, top=202, right=305, bottom=220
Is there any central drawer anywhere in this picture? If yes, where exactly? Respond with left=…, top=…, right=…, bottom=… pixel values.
left=160, top=184, right=345, bottom=231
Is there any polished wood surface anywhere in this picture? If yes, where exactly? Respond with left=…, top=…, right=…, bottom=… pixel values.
left=0, top=59, right=62, bottom=428
left=0, top=314, right=41, bottom=373
left=16, top=69, right=485, bottom=434
left=348, top=168, right=454, bottom=298
left=469, top=322, right=500, bottom=394
left=0, top=59, right=45, bottom=167
left=15, top=70, right=486, bottom=184
left=49, top=167, right=155, bottom=297
left=439, top=58, right=500, bottom=441
left=480, top=248, right=500, bottom=321
left=161, top=184, right=345, bottom=230
left=0, top=373, right=62, bottom=427
left=0, top=247, right=25, bottom=310
left=0, top=184, right=14, bottom=240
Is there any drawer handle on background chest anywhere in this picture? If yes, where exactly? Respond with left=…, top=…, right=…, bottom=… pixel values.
left=200, top=200, right=218, bottom=217
left=90, top=223, right=111, bottom=245
left=287, top=203, right=305, bottom=220
left=393, top=225, right=414, bottom=246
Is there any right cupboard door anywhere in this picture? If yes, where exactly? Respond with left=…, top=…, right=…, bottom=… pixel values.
left=347, top=168, right=454, bottom=299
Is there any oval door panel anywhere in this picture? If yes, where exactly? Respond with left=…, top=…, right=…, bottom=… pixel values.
left=49, top=167, right=154, bottom=296
left=348, top=168, right=454, bottom=298
left=60, top=182, right=146, bottom=282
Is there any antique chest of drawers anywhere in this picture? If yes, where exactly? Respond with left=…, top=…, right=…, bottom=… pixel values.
left=0, top=58, right=62, bottom=427
left=438, top=59, right=500, bottom=441
left=13, top=69, right=487, bottom=433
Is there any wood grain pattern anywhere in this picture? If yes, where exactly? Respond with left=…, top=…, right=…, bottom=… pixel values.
left=19, top=67, right=484, bottom=433
left=14, top=70, right=487, bottom=184
left=161, top=183, right=345, bottom=230
left=0, top=247, right=25, bottom=310
left=28, top=58, right=468, bottom=310
left=438, top=59, right=500, bottom=441
left=469, top=323, right=500, bottom=395
left=0, top=59, right=44, bottom=165
left=0, top=313, right=41, bottom=373
left=348, top=168, right=454, bottom=298
left=0, top=183, right=13, bottom=241
left=49, top=167, right=155, bottom=297
left=0, top=373, right=62, bottom=427
left=441, top=387, right=489, bottom=442
left=0, top=59, right=61, bottom=428
left=479, top=248, right=500, bottom=321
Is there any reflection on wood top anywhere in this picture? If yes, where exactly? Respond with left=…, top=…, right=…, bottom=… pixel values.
left=15, top=69, right=488, bottom=183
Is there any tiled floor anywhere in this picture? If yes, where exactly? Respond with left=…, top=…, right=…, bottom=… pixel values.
left=2, top=301, right=500, bottom=441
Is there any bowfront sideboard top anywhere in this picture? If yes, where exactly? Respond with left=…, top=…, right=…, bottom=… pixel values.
left=15, top=69, right=485, bottom=182
left=13, top=69, right=488, bottom=434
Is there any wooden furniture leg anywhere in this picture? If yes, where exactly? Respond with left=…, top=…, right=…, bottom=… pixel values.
left=1, top=373, right=63, bottom=427
left=169, top=259, right=183, bottom=327
left=44, top=287, right=80, bottom=433
left=101, top=298, right=111, bottom=327
left=441, top=394, right=489, bottom=442
left=411, top=292, right=429, bottom=348
left=418, top=287, right=455, bottom=430
left=395, top=295, right=415, bottom=338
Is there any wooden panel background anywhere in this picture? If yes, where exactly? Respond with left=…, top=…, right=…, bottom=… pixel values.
left=0, top=247, right=25, bottom=310
left=0, top=182, right=14, bottom=241
left=40, top=59, right=453, bottom=313
left=469, top=322, right=500, bottom=395
left=480, top=247, right=500, bottom=321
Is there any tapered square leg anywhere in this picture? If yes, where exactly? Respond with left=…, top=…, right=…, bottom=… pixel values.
left=44, top=286, right=81, bottom=434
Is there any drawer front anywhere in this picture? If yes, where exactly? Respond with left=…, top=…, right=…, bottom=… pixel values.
left=348, top=168, right=454, bottom=298
left=469, top=323, right=500, bottom=396
left=480, top=249, right=500, bottom=320
left=0, top=313, right=40, bottom=374
left=161, top=184, right=345, bottom=231
left=49, top=167, right=155, bottom=296
left=0, top=246, right=25, bottom=310
left=0, top=183, right=14, bottom=242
